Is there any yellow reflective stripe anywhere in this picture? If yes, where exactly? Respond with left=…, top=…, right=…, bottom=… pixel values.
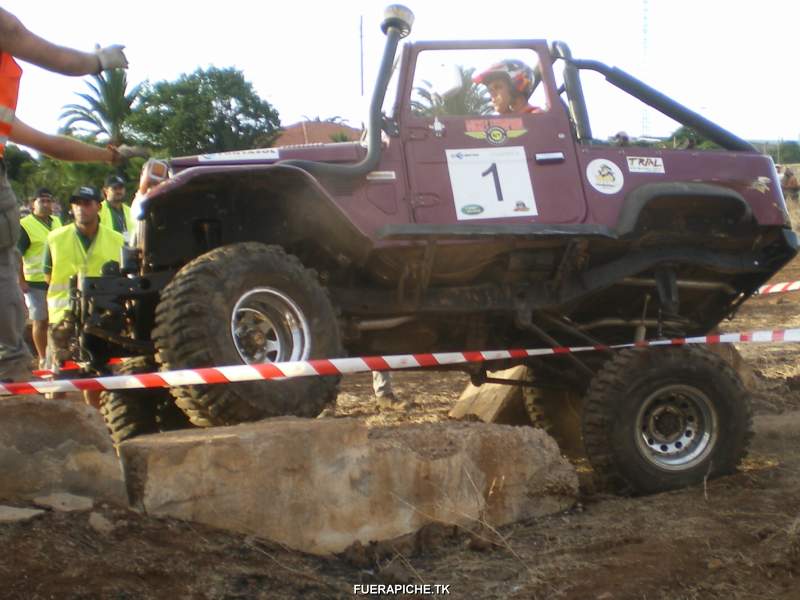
left=22, top=251, right=45, bottom=268
left=0, top=106, right=12, bottom=123
left=47, top=283, right=70, bottom=293
left=48, top=298, right=70, bottom=309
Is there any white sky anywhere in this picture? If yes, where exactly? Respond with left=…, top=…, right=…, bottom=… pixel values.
left=4, top=0, right=800, bottom=145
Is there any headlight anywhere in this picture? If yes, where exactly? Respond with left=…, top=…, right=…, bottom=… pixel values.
left=142, top=158, right=170, bottom=185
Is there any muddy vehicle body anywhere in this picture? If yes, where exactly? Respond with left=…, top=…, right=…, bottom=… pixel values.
left=73, top=6, right=796, bottom=493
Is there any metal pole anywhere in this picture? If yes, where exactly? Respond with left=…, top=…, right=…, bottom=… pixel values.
left=360, top=15, right=364, bottom=97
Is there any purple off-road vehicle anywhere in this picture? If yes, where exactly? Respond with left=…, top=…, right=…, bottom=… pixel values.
left=73, top=6, right=796, bottom=494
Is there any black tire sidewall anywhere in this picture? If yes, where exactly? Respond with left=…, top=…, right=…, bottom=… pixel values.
left=154, top=243, right=342, bottom=422
left=587, top=348, right=751, bottom=494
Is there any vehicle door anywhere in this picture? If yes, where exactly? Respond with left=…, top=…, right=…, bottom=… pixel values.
left=400, top=42, right=586, bottom=225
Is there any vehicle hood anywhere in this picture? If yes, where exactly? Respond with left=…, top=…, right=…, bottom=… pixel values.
left=168, top=141, right=367, bottom=173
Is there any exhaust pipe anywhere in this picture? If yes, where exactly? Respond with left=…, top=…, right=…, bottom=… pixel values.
left=280, top=5, right=414, bottom=178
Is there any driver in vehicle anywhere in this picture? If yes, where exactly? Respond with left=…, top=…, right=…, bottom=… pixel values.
left=473, top=59, right=542, bottom=115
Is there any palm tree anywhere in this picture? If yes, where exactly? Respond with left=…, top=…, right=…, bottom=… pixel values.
left=411, top=66, right=492, bottom=117
left=60, top=69, right=142, bottom=146
left=301, top=115, right=349, bottom=125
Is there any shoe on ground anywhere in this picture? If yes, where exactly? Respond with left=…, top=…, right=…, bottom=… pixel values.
left=375, top=393, right=414, bottom=412
left=0, top=361, right=33, bottom=384
left=317, top=404, right=337, bottom=418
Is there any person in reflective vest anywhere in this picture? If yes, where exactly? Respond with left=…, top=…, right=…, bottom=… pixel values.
left=45, top=186, right=123, bottom=407
left=0, top=6, right=129, bottom=383
left=17, top=187, right=62, bottom=364
left=100, top=174, right=137, bottom=243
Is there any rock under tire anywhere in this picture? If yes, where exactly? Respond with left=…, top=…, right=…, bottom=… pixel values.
left=152, top=242, right=342, bottom=427
left=581, top=346, right=753, bottom=495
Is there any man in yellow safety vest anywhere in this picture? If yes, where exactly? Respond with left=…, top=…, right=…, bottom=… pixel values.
left=44, top=186, right=124, bottom=407
left=17, top=187, right=62, bottom=364
left=100, top=174, right=136, bottom=243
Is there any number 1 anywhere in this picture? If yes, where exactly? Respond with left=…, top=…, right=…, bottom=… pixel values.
left=481, top=162, right=504, bottom=202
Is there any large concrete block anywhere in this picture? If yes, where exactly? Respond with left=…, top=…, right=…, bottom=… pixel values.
left=119, top=418, right=577, bottom=555
left=0, top=395, right=126, bottom=504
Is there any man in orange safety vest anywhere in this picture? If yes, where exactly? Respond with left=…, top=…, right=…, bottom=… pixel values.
left=0, top=7, right=135, bottom=383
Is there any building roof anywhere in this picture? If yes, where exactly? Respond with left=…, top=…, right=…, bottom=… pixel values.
left=274, top=121, right=362, bottom=147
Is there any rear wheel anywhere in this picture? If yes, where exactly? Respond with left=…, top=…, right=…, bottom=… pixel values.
left=581, top=346, right=753, bottom=495
left=522, top=368, right=584, bottom=457
left=153, top=243, right=342, bottom=427
left=99, top=356, right=163, bottom=444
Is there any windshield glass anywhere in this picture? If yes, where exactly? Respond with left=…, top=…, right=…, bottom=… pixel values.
left=409, top=48, right=546, bottom=117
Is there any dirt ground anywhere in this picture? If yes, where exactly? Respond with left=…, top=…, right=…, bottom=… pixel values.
left=4, top=217, right=800, bottom=599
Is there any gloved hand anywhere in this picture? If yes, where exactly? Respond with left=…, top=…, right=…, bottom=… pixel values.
left=108, top=144, right=150, bottom=166
left=94, top=44, right=128, bottom=72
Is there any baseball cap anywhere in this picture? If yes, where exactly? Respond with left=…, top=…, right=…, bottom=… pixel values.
left=35, top=187, right=53, bottom=198
left=104, top=174, right=125, bottom=187
left=69, top=186, right=101, bottom=204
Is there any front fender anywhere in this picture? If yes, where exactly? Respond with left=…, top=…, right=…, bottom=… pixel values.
left=616, top=182, right=752, bottom=237
left=139, top=164, right=371, bottom=270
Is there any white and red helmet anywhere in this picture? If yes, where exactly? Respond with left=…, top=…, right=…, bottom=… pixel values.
left=473, top=59, right=535, bottom=99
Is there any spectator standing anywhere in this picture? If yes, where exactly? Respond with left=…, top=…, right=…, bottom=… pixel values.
left=44, top=186, right=124, bottom=407
left=782, top=167, right=800, bottom=202
left=17, top=187, right=61, bottom=364
left=0, top=6, right=130, bottom=382
left=373, top=371, right=412, bottom=411
left=100, top=174, right=136, bottom=242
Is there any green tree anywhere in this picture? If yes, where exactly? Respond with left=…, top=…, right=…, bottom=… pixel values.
left=329, top=131, right=353, bottom=142
left=667, top=126, right=719, bottom=150
left=60, top=69, right=141, bottom=146
left=766, top=141, right=800, bottom=164
left=302, top=115, right=348, bottom=124
left=3, top=144, right=38, bottom=202
left=128, top=67, right=281, bottom=156
left=411, top=66, right=491, bottom=117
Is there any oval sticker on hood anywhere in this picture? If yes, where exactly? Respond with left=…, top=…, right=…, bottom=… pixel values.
left=461, top=204, right=484, bottom=216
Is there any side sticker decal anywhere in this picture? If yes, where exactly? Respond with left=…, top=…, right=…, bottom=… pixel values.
left=586, top=159, right=624, bottom=195
left=626, top=156, right=665, bottom=174
left=465, top=118, right=527, bottom=145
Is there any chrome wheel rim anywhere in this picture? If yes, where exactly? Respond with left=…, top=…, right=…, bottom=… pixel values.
left=230, top=288, right=311, bottom=364
left=635, top=384, right=718, bottom=471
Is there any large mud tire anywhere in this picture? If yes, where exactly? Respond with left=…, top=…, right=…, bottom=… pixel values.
left=99, top=356, right=162, bottom=444
left=152, top=243, right=342, bottom=427
left=581, top=346, right=753, bottom=495
left=522, top=368, right=584, bottom=458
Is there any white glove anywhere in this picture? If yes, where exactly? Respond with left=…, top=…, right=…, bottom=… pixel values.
left=108, top=144, right=149, bottom=166
left=117, top=145, right=149, bottom=159
left=94, top=44, right=128, bottom=72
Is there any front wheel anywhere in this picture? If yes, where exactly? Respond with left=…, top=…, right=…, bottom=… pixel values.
left=581, top=346, right=753, bottom=495
left=153, top=243, right=342, bottom=427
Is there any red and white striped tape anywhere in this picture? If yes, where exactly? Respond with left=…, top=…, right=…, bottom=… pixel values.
left=757, top=280, right=800, bottom=295
left=32, top=357, right=124, bottom=378
left=4, top=327, right=800, bottom=396
left=21, top=280, right=798, bottom=379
